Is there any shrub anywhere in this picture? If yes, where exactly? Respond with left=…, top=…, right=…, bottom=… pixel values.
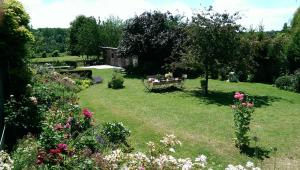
left=101, top=122, right=131, bottom=147
left=0, top=150, right=14, bottom=170
left=12, top=136, right=39, bottom=170
left=108, top=70, right=124, bottom=89
left=275, top=75, right=300, bottom=92
left=51, top=50, right=60, bottom=57
left=41, top=51, right=47, bottom=58
left=231, top=92, right=255, bottom=150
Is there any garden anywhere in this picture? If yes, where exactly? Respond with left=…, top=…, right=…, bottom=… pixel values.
left=0, top=0, right=300, bottom=169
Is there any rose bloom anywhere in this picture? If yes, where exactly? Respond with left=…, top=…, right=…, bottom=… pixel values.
left=54, top=123, right=64, bottom=131
left=247, top=102, right=254, bottom=108
left=234, top=92, right=244, bottom=101
left=57, top=143, right=68, bottom=151
left=82, top=108, right=93, bottom=118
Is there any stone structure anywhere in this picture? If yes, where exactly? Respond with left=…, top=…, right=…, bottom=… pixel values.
left=101, top=47, right=137, bottom=68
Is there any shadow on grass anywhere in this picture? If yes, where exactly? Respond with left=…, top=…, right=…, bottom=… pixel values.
left=240, top=145, right=271, bottom=160
left=146, top=86, right=183, bottom=93
left=183, top=89, right=281, bottom=108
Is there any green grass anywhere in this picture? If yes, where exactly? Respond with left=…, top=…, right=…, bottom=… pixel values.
left=79, top=69, right=300, bottom=169
left=31, top=56, right=84, bottom=63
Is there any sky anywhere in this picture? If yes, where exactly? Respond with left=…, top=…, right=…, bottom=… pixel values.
left=19, top=0, right=300, bottom=31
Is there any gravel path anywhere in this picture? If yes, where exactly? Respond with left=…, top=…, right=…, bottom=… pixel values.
left=80, top=65, right=122, bottom=69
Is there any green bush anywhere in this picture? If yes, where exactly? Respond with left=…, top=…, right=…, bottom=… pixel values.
left=41, top=51, right=47, bottom=58
left=108, top=70, right=124, bottom=89
left=12, top=136, right=39, bottom=170
left=101, top=122, right=131, bottom=147
left=51, top=50, right=60, bottom=57
left=275, top=75, right=300, bottom=92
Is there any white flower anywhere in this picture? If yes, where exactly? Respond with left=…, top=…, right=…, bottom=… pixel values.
left=169, top=148, right=175, bottom=153
left=246, top=161, right=254, bottom=168
left=195, top=154, right=207, bottom=163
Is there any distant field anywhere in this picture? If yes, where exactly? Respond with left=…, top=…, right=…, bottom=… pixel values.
left=79, top=69, right=300, bottom=169
left=31, top=56, right=84, bottom=63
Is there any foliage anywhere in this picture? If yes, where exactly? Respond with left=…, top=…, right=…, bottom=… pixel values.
left=108, top=70, right=124, bottom=89
left=0, top=150, right=14, bottom=170
left=186, top=7, right=242, bottom=95
left=275, top=75, right=300, bottom=92
left=76, top=79, right=93, bottom=90
left=231, top=92, right=255, bottom=150
left=4, top=94, right=42, bottom=134
left=69, top=15, right=100, bottom=56
left=101, top=122, right=131, bottom=147
left=12, top=136, right=39, bottom=170
left=51, top=50, right=60, bottom=57
left=103, top=134, right=261, bottom=170
left=99, top=16, right=124, bottom=47
left=41, top=51, right=47, bottom=58
left=119, top=11, right=187, bottom=74
left=31, top=28, right=69, bottom=56
left=0, top=0, right=33, bottom=98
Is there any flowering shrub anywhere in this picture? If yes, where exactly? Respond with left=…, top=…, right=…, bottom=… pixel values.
left=231, top=92, right=255, bottom=149
left=0, top=150, right=14, bottom=170
left=103, top=134, right=261, bottom=170
left=101, top=122, right=131, bottom=147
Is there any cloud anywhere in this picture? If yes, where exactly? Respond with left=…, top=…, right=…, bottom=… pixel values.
left=212, top=0, right=297, bottom=31
left=19, top=0, right=297, bottom=30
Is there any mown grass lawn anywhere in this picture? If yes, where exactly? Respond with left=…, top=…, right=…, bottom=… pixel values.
left=31, top=55, right=84, bottom=63
left=79, top=69, right=300, bottom=169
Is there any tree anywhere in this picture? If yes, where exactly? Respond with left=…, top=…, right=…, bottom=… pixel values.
left=286, top=7, right=300, bottom=73
left=0, top=0, right=33, bottom=144
left=187, top=7, right=242, bottom=95
left=0, top=0, right=33, bottom=98
left=99, top=16, right=123, bottom=47
left=69, top=15, right=100, bottom=57
left=119, top=11, right=187, bottom=74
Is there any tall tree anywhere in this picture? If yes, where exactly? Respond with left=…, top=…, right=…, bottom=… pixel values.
left=119, top=11, right=187, bottom=74
left=0, top=0, right=33, bottom=137
left=69, top=15, right=100, bottom=57
left=187, top=7, right=242, bottom=95
left=286, top=7, right=300, bottom=73
left=99, top=16, right=123, bottom=47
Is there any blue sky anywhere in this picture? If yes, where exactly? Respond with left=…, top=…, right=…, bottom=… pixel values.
left=20, top=0, right=299, bottom=30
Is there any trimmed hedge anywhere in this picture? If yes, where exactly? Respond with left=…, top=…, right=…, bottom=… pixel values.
left=59, top=70, right=93, bottom=79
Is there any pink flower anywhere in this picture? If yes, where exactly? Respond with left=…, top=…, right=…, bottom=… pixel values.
left=67, top=117, right=73, bottom=124
left=247, top=102, right=254, bottom=108
left=242, top=102, right=247, bottom=106
left=234, top=92, right=244, bottom=101
left=54, top=123, right=63, bottom=131
left=82, top=108, right=93, bottom=118
left=57, top=143, right=68, bottom=151
left=64, top=123, right=71, bottom=129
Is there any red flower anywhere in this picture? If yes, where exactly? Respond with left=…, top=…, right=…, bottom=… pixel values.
left=57, top=143, right=68, bottom=151
left=82, top=108, right=93, bottom=118
left=50, top=148, right=61, bottom=154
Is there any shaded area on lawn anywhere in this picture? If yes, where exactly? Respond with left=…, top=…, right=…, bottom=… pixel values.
left=183, top=89, right=282, bottom=108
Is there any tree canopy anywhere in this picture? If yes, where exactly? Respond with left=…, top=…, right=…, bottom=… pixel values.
left=186, top=7, right=242, bottom=94
left=119, top=11, right=187, bottom=74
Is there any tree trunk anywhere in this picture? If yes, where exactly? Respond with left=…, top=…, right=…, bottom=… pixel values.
left=204, top=61, right=209, bottom=96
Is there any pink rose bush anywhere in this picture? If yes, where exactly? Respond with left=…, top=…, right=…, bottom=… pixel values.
left=231, top=92, right=255, bottom=150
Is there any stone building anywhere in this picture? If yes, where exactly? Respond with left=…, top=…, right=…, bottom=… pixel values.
left=101, top=47, right=137, bottom=68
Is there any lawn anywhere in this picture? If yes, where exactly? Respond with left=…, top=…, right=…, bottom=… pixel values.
left=31, top=55, right=84, bottom=63
left=79, top=69, right=300, bottom=169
